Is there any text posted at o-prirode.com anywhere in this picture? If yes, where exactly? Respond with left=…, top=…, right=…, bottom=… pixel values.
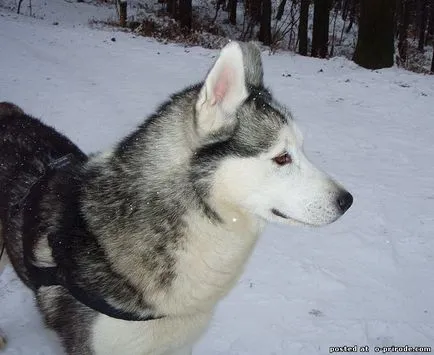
left=329, top=345, right=432, bottom=353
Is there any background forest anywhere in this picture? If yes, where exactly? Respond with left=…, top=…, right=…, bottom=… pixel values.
left=111, top=0, right=433, bottom=72
left=5, top=0, right=434, bottom=73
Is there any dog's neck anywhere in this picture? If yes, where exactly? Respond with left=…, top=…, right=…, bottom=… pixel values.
left=81, top=88, right=267, bottom=316
left=159, top=206, right=264, bottom=315
left=83, top=155, right=264, bottom=311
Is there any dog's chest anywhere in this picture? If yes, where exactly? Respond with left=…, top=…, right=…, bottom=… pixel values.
left=163, top=214, right=262, bottom=313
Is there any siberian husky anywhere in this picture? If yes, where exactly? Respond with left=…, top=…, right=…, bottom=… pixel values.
left=0, top=41, right=352, bottom=354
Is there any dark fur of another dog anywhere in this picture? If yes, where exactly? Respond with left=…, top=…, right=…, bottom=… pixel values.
left=0, top=102, right=91, bottom=352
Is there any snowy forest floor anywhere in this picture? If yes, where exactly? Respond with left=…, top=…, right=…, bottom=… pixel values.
left=1, top=1, right=434, bottom=354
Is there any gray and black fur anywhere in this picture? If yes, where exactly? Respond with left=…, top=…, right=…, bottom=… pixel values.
left=0, top=42, right=351, bottom=355
left=0, top=43, right=281, bottom=354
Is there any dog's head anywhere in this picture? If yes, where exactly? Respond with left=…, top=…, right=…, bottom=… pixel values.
left=192, top=41, right=352, bottom=226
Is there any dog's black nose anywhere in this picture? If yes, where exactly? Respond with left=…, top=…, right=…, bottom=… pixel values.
left=337, top=191, right=353, bottom=213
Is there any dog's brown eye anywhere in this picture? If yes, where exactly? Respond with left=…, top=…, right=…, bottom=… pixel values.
left=272, top=152, right=292, bottom=166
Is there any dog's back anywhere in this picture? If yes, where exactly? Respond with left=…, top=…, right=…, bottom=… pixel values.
left=0, top=102, right=87, bottom=286
left=0, top=102, right=86, bottom=208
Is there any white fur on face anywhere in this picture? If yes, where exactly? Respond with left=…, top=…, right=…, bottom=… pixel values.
left=212, top=121, right=347, bottom=226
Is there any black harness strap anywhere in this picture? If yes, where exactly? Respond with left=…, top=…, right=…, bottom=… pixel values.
left=19, top=154, right=158, bottom=322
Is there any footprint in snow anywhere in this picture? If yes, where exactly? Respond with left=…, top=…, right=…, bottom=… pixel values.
left=308, top=309, right=324, bottom=317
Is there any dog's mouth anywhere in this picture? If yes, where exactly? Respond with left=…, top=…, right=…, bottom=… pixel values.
left=271, top=208, right=312, bottom=226
left=271, top=208, right=291, bottom=219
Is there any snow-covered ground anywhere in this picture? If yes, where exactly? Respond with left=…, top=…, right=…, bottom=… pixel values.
left=1, top=2, right=434, bottom=354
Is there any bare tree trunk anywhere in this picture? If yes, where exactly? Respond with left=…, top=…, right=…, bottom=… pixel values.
left=246, top=0, right=262, bottom=22
left=353, top=0, right=396, bottom=69
left=228, top=0, right=237, bottom=24
left=179, top=0, right=192, bottom=31
left=398, top=0, right=411, bottom=65
left=415, top=0, right=422, bottom=36
left=418, top=0, right=428, bottom=49
left=167, top=0, right=177, bottom=17
left=330, top=2, right=339, bottom=56
left=119, top=0, right=127, bottom=27
left=275, top=0, right=287, bottom=21
left=431, top=45, right=434, bottom=71
left=311, top=0, right=331, bottom=58
left=213, top=0, right=223, bottom=23
left=242, top=0, right=261, bottom=40
left=259, top=0, right=272, bottom=45
left=298, top=0, right=310, bottom=55
left=427, top=0, right=434, bottom=43
left=346, top=0, right=357, bottom=33
left=17, top=0, right=24, bottom=14
left=342, top=0, right=350, bottom=20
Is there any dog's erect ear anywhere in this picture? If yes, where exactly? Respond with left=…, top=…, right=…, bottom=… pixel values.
left=195, top=41, right=248, bottom=138
left=240, top=41, right=263, bottom=87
